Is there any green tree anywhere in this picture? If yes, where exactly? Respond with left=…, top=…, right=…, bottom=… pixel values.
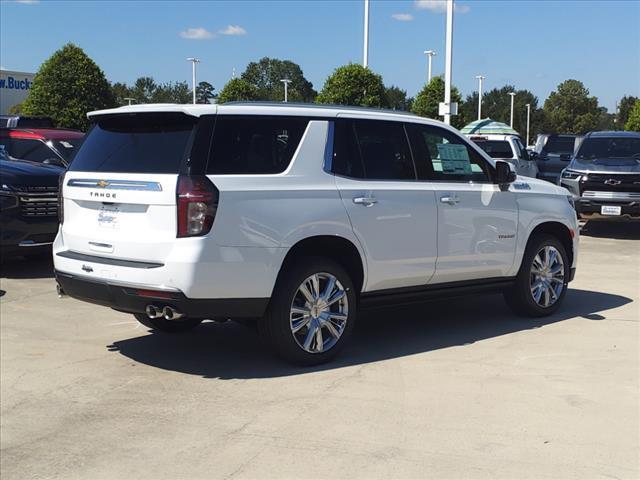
left=21, top=43, right=115, bottom=130
left=241, top=57, right=316, bottom=102
left=316, top=64, right=386, bottom=108
left=217, top=78, right=259, bottom=103
left=624, top=100, right=640, bottom=132
left=411, top=76, right=465, bottom=129
left=111, top=82, right=132, bottom=105
left=462, top=85, right=543, bottom=141
left=617, top=95, right=638, bottom=130
left=196, top=81, right=216, bottom=104
left=385, top=86, right=412, bottom=111
left=8, top=102, right=23, bottom=114
left=543, top=79, right=601, bottom=134
left=131, top=77, right=157, bottom=103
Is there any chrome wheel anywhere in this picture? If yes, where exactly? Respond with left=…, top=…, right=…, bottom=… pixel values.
left=530, top=245, right=565, bottom=308
left=290, top=272, right=349, bottom=354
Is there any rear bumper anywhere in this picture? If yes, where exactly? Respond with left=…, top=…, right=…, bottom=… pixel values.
left=55, top=270, right=269, bottom=319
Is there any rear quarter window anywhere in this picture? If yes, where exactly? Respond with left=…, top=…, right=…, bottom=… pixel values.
left=206, top=116, right=308, bottom=174
left=69, top=113, right=195, bottom=173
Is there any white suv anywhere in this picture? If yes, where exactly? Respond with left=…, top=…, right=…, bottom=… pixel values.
left=467, top=134, right=539, bottom=178
left=54, top=104, right=579, bottom=365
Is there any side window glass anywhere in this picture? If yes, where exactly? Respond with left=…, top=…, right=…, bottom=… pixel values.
left=408, top=125, right=491, bottom=183
left=207, top=116, right=308, bottom=174
left=332, top=120, right=364, bottom=178
left=353, top=120, right=415, bottom=180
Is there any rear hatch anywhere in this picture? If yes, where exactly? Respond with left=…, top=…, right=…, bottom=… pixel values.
left=61, top=112, right=198, bottom=263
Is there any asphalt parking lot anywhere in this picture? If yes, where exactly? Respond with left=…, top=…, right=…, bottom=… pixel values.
left=1, top=221, right=638, bottom=480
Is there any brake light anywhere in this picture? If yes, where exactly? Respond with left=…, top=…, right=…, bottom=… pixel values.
left=58, top=170, right=66, bottom=224
left=176, top=175, right=218, bottom=238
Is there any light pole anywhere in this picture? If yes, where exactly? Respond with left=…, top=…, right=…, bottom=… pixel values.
left=508, top=91, right=516, bottom=127
left=280, top=79, right=292, bottom=103
left=443, top=0, right=454, bottom=125
left=525, top=103, right=531, bottom=146
left=124, top=97, right=135, bottom=106
left=187, top=57, right=200, bottom=104
left=475, top=75, right=485, bottom=120
left=363, top=0, right=370, bottom=68
left=424, top=50, right=436, bottom=83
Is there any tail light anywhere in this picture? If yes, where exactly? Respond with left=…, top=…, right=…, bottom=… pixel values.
left=58, top=171, right=67, bottom=224
left=176, top=175, right=218, bottom=238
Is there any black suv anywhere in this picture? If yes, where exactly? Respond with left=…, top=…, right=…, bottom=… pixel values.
left=0, top=148, right=63, bottom=258
left=559, top=131, right=640, bottom=220
left=530, top=134, right=581, bottom=183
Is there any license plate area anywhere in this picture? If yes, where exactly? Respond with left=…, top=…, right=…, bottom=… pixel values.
left=601, top=205, right=621, bottom=216
left=98, top=204, right=121, bottom=228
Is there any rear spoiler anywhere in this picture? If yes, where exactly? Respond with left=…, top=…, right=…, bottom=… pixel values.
left=87, top=104, right=217, bottom=119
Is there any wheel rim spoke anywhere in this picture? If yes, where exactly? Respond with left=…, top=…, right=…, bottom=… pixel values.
left=290, top=272, right=349, bottom=354
left=529, top=245, right=565, bottom=308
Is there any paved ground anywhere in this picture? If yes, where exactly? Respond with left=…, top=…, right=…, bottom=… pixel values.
left=1, top=221, right=639, bottom=480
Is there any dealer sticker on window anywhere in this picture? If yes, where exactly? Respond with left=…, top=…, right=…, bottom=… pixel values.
left=437, top=143, right=473, bottom=175
left=601, top=205, right=621, bottom=216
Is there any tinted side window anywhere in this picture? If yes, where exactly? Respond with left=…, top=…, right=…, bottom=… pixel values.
left=408, top=125, right=491, bottom=183
left=207, top=116, right=308, bottom=174
left=1, top=138, right=56, bottom=163
left=473, top=140, right=514, bottom=159
left=332, top=119, right=364, bottom=178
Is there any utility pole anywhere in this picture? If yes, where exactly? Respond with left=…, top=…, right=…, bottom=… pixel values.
left=424, top=50, right=436, bottom=83
left=187, top=57, right=200, bottom=104
left=508, top=91, right=516, bottom=127
left=475, top=75, right=485, bottom=120
left=124, top=97, right=135, bottom=106
left=443, top=0, right=454, bottom=125
left=525, top=103, right=531, bottom=146
left=363, top=0, right=370, bottom=68
left=280, top=79, right=292, bottom=103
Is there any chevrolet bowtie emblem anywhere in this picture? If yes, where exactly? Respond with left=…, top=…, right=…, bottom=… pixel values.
left=604, top=179, right=621, bottom=186
left=97, top=180, right=109, bottom=188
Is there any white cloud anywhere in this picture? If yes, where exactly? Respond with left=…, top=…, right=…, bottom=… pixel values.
left=218, top=25, right=247, bottom=36
left=414, top=0, right=470, bottom=14
left=179, top=27, right=215, bottom=40
left=391, top=13, right=413, bottom=21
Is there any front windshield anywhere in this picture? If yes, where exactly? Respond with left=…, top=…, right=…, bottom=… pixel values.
left=576, top=137, right=640, bottom=159
left=542, top=136, right=576, bottom=155
left=51, top=138, right=84, bottom=161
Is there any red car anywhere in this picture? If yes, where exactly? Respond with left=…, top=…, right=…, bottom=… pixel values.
left=0, top=128, right=84, bottom=167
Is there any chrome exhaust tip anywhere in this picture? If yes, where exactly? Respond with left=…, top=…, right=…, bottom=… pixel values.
left=145, top=305, right=163, bottom=319
left=56, top=283, right=66, bottom=298
left=162, top=306, right=185, bottom=321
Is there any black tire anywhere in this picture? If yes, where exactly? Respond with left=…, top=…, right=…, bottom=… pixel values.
left=504, top=234, right=570, bottom=317
left=259, top=257, right=357, bottom=366
left=133, top=314, right=202, bottom=333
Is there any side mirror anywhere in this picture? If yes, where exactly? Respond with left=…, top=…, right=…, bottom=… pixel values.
left=43, top=157, right=65, bottom=167
left=528, top=151, right=539, bottom=161
left=494, top=160, right=517, bottom=185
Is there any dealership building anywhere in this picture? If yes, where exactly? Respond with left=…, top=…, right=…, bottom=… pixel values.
left=0, top=70, right=35, bottom=115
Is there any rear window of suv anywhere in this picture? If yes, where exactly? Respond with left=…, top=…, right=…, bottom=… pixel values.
left=207, top=116, right=308, bottom=174
left=472, top=140, right=514, bottom=158
left=69, top=113, right=196, bottom=173
left=542, top=136, right=576, bottom=155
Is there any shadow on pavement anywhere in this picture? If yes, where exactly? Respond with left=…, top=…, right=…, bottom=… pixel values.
left=0, top=255, right=54, bottom=280
left=107, top=288, right=632, bottom=380
left=581, top=220, right=640, bottom=240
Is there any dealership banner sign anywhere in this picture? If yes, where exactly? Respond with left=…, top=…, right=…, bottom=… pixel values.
left=0, top=70, right=35, bottom=115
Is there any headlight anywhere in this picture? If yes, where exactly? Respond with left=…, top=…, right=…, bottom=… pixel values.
left=0, top=184, right=18, bottom=209
left=561, top=169, right=582, bottom=180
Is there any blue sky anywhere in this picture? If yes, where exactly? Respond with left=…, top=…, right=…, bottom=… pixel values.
left=1, top=0, right=639, bottom=111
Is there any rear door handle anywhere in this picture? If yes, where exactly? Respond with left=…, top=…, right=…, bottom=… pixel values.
left=353, top=196, right=377, bottom=207
left=440, top=195, right=460, bottom=205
